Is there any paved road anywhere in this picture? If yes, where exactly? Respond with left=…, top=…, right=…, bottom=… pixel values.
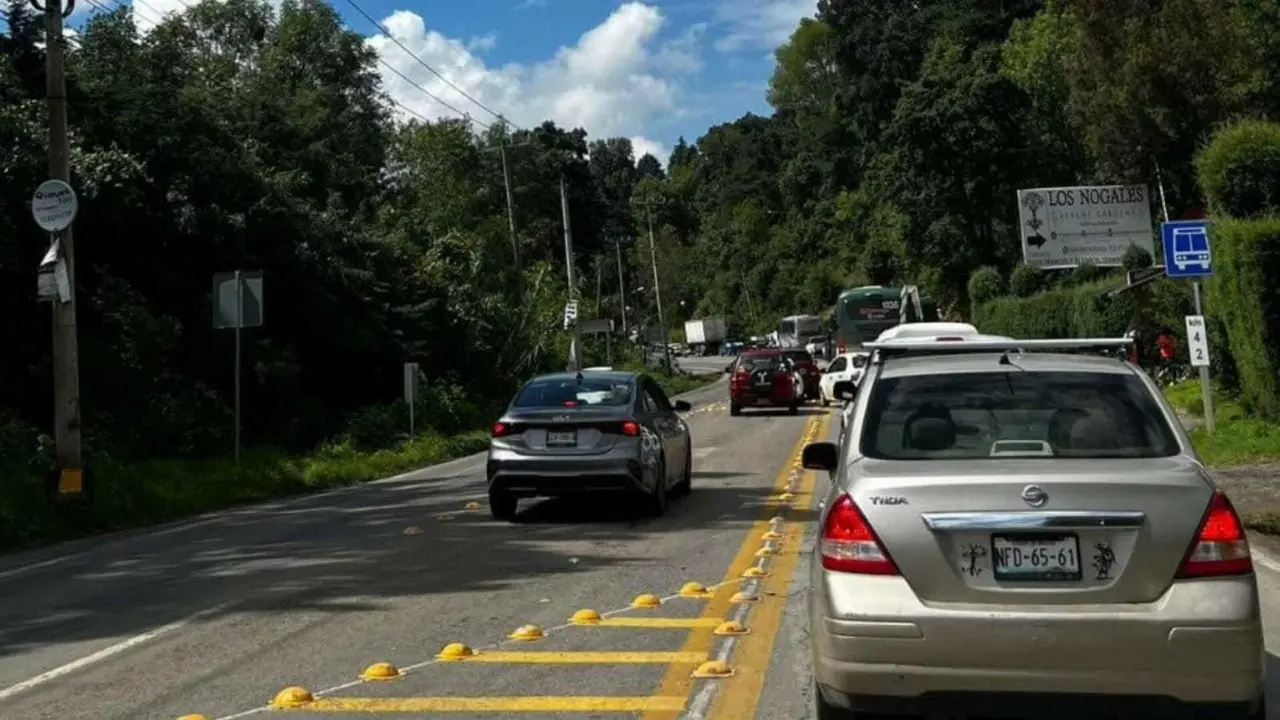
left=3, top=374, right=1280, bottom=720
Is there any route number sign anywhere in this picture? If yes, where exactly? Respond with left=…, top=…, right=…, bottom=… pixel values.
left=1185, top=315, right=1210, bottom=368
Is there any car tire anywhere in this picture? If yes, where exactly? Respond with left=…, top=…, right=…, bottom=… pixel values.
left=730, top=402, right=741, bottom=416
left=673, top=447, right=692, bottom=496
left=489, top=491, right=517, bottom=522
left=645, top=457, right=668, bottom=517
left=821, top=389, right=830, bottom=407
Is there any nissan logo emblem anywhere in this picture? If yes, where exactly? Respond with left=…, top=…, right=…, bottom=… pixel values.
left=1021, top=485, right=1048, bottom=507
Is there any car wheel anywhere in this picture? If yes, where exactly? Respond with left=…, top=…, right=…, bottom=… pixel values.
left=821, top=389, right=830, bottom=407
left=645, top=457, right=668, bottom=517
left=730, top=402, right=741, bottom=416
left=489, top=491, right=517, bottom=522
left=673, top=447, right=692, bottom=497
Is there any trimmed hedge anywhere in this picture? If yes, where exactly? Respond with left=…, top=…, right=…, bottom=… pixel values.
left=972, top=277, right=1136, bottom=338
left=1203, top=217, right=1280, bottom=421
left=1196, top=119, right=1280, bottom=219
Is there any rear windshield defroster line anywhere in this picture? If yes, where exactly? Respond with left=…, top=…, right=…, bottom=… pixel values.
left=859, top=371, right=1180, bottom=460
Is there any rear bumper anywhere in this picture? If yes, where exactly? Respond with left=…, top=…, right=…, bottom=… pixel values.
left=730, top=393, right=794, bottom=407
left=811, top=573, right=1265, bottom=715
left=487, top=450, right=647, bottom=497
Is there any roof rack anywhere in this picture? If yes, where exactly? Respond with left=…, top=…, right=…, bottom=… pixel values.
left=866, top=337, right=1133, bottom=362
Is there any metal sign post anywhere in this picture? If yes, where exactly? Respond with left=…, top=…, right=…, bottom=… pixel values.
left=404, top=362, right=420, bottom=436
left=1161, top=219, right=1215, bottom=431
left=213, top=270, right=265, bottom=466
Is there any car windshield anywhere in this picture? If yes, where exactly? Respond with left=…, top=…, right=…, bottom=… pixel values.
left=514, top=377, right=633, bottom=407
left=860, top=371, right=1179, bottom=460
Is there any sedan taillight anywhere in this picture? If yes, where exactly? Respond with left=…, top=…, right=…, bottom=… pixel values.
left=491, top=422, right=509, bottom=437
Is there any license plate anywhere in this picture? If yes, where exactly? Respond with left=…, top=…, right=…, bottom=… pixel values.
left=755, top=398, right=771, bottom=406
left=991, top=534, right=1081, bottom=581
left=547, top=430, right=576, bottom=446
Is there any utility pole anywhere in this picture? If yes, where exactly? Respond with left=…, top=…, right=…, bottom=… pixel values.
left=36, top=0, right=84, bottom=487
left=615, top=238, right=628, bottom=336
left=560, top=176, right=582, bottom=371
left=483, top=117, right=531, bottom=301
left=632, top=194, right=671, bottom=375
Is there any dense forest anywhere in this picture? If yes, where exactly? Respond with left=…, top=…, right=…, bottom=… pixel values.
left=4, top=0, right=1280, bottom=473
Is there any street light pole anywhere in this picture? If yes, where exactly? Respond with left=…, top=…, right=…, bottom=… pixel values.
left=560, top=175, right=582, bottom=371
left=632, top=194, right=670, bottom=374
left=615, top=238, right=628, bottom=336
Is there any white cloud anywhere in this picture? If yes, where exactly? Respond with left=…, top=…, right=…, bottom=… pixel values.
left=370, top=2, right=699, bottom=155
left=712, top=0, right=816, bottom=54
left=515, top=0, right=547, bottom=9
left=466, top=32, right=497, bottom=53
left=630, top=136, right=667, bottom=165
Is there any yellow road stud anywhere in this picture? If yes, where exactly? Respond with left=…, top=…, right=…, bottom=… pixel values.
left=755, top=546, right=777, bottom=557
left=678, top=582, right=713, bottom=598
left=570, top=608, right=602, bottom=624
left=631, top=593, right=662, bottom=608
left=436, top=642, right=476, bottom=660
left=713, top=620, right=750, bottom=636
left=729, top=591, right=759, bottom=604
left=509, top=624, right=545, bottom=641
left=360, top=662, right=401, bottom=681
left=691, top=660, right=735, bottom=678
left=761, top=531, right=782, bottom=540
left=271, top=687, right=314, bottom=708
left=741, top=567, right=768, bottom=579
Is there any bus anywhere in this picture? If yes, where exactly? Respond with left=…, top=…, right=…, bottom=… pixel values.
left=778, top=314, right=823, bottom=348
left=832, top=285, right=938, bottom=353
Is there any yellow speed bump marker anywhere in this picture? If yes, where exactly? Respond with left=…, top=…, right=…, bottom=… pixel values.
left=465, top=501, right=481, bottom=510
left=509, top=624, right=545, bottom=641
left=271, top=687, right=314, bottom=708
left=729, top=591, right=759, bottom=604
left=713, top=620, right=750, bottom=636
left=631, top=593, right=662, bottom=608
left=175, top=715, right=209, bottom=720
left=436, top=643, right=476, bottom=660
left=360, top=662, right=401, bottom=681
left=770, top=515, right=786, bottom=525
left=741, top=567, right=768, bottom=579
left=678, top=582, right=713, bottom=598
left=775, top=492, right=795, bottom=502
left=691, top=660, right=735, bottom=678
left=755, top=546, right=777, bottom=557
left=570, top=608, right=602, bottom=625
left=761, top=530, right=782, bottom=541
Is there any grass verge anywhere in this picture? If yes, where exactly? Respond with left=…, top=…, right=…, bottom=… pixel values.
left=0, top=431, right=487, bottom=553
left=1163, top=379, right=1280, bottom=466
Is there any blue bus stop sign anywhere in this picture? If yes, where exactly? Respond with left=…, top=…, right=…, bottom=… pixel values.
left=1161, top=220, right=1213, bottom=278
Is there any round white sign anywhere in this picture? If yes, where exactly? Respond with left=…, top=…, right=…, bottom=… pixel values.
left=31, top=179, right=78, bottom=233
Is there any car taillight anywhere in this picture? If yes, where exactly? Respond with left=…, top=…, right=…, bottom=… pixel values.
left=1176, top=491, right=1252, bottom=578
left=491, top=422, right=509, bottom=437
left=621, top=421, right=640, bottom=436
left=732, top=370, right=750, bottom=383
left=820, top=494, right=898, bottom=575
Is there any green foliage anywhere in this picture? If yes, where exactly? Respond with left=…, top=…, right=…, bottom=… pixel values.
left=1008, top=265, right=1045, bottom=297
left=973, top=278, right=1135, bottom=338
left=1122, top=245, right=1154, bottom=272
left=967, top=266, right=1005, bottom=308
left=1195, top=118, right=1280, bottom=218
left=1203, top=217, right=1280, bottom=421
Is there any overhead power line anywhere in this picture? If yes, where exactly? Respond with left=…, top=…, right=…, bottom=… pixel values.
left=339, top=0, right=518, bottom=130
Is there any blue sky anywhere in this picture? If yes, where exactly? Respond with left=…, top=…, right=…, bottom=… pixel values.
left=61, top=0, right=818, bottom=164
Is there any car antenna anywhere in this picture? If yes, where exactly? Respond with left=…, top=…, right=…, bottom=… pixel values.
left=998, top=350, right=1026, bottom=371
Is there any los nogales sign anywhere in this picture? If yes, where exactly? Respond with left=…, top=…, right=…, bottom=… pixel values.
left=1017, top=184, right=1154, bottom=269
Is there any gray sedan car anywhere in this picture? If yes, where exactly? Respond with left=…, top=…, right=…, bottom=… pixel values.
left=486, top=370, right=693, bottom=521
left=803, top=337, right=1264, bottom=719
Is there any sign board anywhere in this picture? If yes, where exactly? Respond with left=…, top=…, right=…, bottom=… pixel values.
left=403, top=362, right=419, bottom=403
left=36, top=239, right=70, bottom=303
left=563, top=300, right=579, bottom=330
left=1161, top=220, right=1213, bottom=278
left=1016, top=185, right=1154, bottom=269
left=212, top=270, right=264, bottom=329
left=31, top=179, right=78, bottom=233
left=1185, top=315, right=1211, bottom=367
left=578, top=318, right=614, bottom=334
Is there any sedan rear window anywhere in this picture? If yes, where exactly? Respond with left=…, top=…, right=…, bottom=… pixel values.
left=514, top=378, right=633, bottom=407
left=860, top=371, right=1179, bottom=460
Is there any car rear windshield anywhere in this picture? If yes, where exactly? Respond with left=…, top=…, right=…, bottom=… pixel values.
left=860, top=371, right=1180, bottom=460
left=740, top=355, right=784, bottom=371
left=514, top=377, right=633, bottom=407
left=784, top=350, right=814, bottom=363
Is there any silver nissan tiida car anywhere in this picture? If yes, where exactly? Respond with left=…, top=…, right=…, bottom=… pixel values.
left=802, top=336, right=1264, bottom=720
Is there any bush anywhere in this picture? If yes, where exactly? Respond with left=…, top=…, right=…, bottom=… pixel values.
left=973, top=277, right=1136, bottom=338
left=1202, top=217, right=1280, bottom=421
left=1064, top=263, right=1108, bottom=287
left=1009, top=265, right=1044, bottom=297
left=1196, top=119, right=1280, bottom=219
left=967, top=266, right=1005, bottom=308
left=1122, top=244, right=1154, bottom=272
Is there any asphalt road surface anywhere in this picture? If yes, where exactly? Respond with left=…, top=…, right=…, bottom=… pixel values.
left=3, top=376, right=1280, bottom=720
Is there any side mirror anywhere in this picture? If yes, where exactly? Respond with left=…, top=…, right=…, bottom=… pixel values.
left=802, top=442, right=838, bottom=472
left=673, top=400, right=692, bottom=412
left=833, top=380, right=856, bottom=401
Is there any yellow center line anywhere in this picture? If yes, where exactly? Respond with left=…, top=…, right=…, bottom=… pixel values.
left=640, top=413, right=823, bottom=720
left=455, top=651, right=707, bottom=664
left=590, top=617, right=726, bottom=628
left=288, top=696, right=687, bottom=712
left=705, top=411, right=832, bottom=719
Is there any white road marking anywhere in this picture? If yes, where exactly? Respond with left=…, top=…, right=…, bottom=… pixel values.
left=0, top=600, right=236, bottom=702
left=1252, top=546, right=1280, bottom=575
left=692, top=447, right=719, bottom=460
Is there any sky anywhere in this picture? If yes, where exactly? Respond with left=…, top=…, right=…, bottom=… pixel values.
left=43, top=0, right=820, bottom=165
